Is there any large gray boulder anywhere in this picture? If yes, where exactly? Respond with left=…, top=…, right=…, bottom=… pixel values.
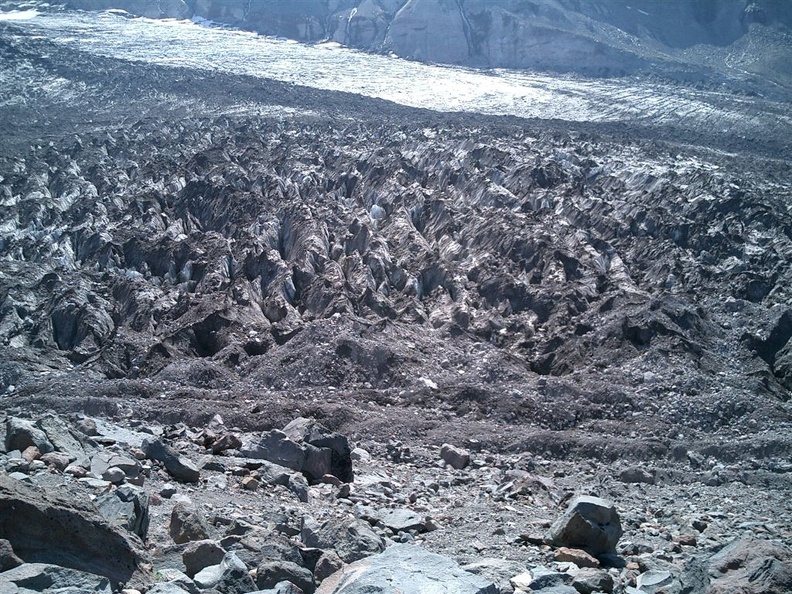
left=240, top=430, right=305, bottom=472
left=0, top=474, right=149, bottom=588
left=707, top=537, right=792, bottom=594
left=316, top=544, right=497, bottom=594
left=547, top=496, right=622, bottom=555
left=302, top=517, right=385, bottom=564
left=5, top=418, right=54, bottom=454
left=0, top=562, right=111, bottom=593
left=95, top=485, right=150, bottom=539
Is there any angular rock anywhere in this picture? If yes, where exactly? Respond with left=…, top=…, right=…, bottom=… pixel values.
left=240, top=430, right=305, bottom=472
left=36, top=414, right=88, bottom=461
left=707, top=537, right=792, bottom=594
left=142, top=438, right=200, bottom=483
left=571, top=567, right=614, bottom=594
left=282, top=418, right=353, bottom=483
left=548, top=496, right=623, bottom=555
left=211, top=432, right=242, bottom=454
left=5, top=418, right=54, bottom=454
left=313, top=551, right=343, bottom=583
left=619, top=466, right=655, bottom=485
left=440, top=443, right=470, bottom=470
left=0, top=539, right=23, bottom=571
left=256, top=560, right=315, bottom=594
left=554, top=547, right=599, bottom=568
left=0, top=562, right=112, bottom=593
left=0, top=474, right=148, bottom=587
left=40, top=451, right=74, bottom=471
left=194, top=552, right=256, bottom=593
left=95, top=485, right=150, bottom=539
left=315, top=544, right=497, bottom=594
left=183, top=539, right=226, bottom=578
left=376, top=509, right=425, bottom=533
left=170, top=502, right=211, bottom=544
left=150, top=568, right=200, bottom=594
left=301, top=517, right=385, bottom=564
left=91, top=451, right=142, bottom=481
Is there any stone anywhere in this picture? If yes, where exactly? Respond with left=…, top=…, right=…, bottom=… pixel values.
left=36, top=414, right=88, bottom=460
left=288, top=472, right=310, bottom=503
left=313, top=551, right=343, bottom=583
left=315, top=544, right=497, bottom=594
left=95, top=485, right=150, bottom=539
left=0, top=562, right=112, bottom=593
left=636, top=570, right=674, bottom=594
left=5, top=418, right=54, bottom=454
left=211, top=432, right=242, bottom=454
left=528, top=566, right=572, bottom=590
left=240, top=430, right=305, bottom=472
left=90, top=451, right=142, bottom=480
left=256, top=560, right=315, bottom=593
left=571, top=567, right=614, bottom=594
left=440, top=443, right=470, bottom=470
left=40, top=451, right=73, bottom=471
left=0, top=539, right=23, bottom=571
left=142, top=438, right=200, bottom=483
left=376, top=508, right=425, bottom=533
left=509, top=571, right=533, bottom=590
left=148, top=582, right=197, bottom=594
left=707, top=537, right=792, bottom=594
left=619, top=466, right=655, bottom=485
left=183, top=539, right=226, bottom=578
left=161, top=483, right=178, bottom=498
left=282, top=418, right=354, bottom=483
left=301, top=516, right=385, bottom=563
left=0, top=474, right=149, bottom=587
left=242, top=476, right=260, bottom=491
left=152, top=568, right=200, bottom=594
left=21, top=446, right=40, bottom=463
left=548, top=496, right=623, bottom=555
left=170, top=502, right=211, bottom=544
left=76, top=417, right=99, bottom=436
left=194, top=552, right=256, bottom=593
left=104, top=466, right=127, bottom=484
left=554, top=547, right=600, bottom=568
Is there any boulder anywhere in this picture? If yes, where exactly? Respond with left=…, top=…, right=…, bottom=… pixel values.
left=240, top=430, right=305, bottom=472
left=440, top=443, right=470, bottom=470
left=619, top=466, right=655, bottom=485
left=211, top=432, right=242, bottom=454
left=315, top=544, right=497, bottom=594
left=142, top=438, right=200, bottom=483
left=375, top=509, right=425, bottom=533
left=0, top=562, right=111, bottom=593
left=301, top=516, right=385, bottom=563
left=90, top=451, right=142, bottom=481
left=554, top=547, right=599, bottom=568
left=193, top=552, right=256, bottom=592
left=0, top=539, right=23, bottom=571
left=256, top=560, right=315, bottom=593
left=170, top=502, right=211, bottom=544
left=707, top=537, right=792, bottom=594
left=282, top=418, right=353, bottom=483
left=183, top=540, right=226, bottom=578
left=5, top=418, right=53, bottom=454
left=0, top=474, right=148, bottom=587
left=571, top=567, right=614, bottom=594
left=313, top=551, right=343, bottom=583
left=36, top=414, right=88, bottom=461
left=547, top=496, right=623, bottom=555
left=95, top=485, right=150, bottom=539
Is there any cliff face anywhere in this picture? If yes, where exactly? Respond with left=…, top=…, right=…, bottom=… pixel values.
left=63, top=0, right=791, bottom=81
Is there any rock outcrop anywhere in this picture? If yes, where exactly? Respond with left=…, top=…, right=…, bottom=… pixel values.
left=64, top=0, right=792, bottom=82
left=0, top=474, right=149, bottom=587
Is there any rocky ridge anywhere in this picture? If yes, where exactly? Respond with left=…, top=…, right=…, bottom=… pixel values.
left=58, top=0, right=792, bottom=88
